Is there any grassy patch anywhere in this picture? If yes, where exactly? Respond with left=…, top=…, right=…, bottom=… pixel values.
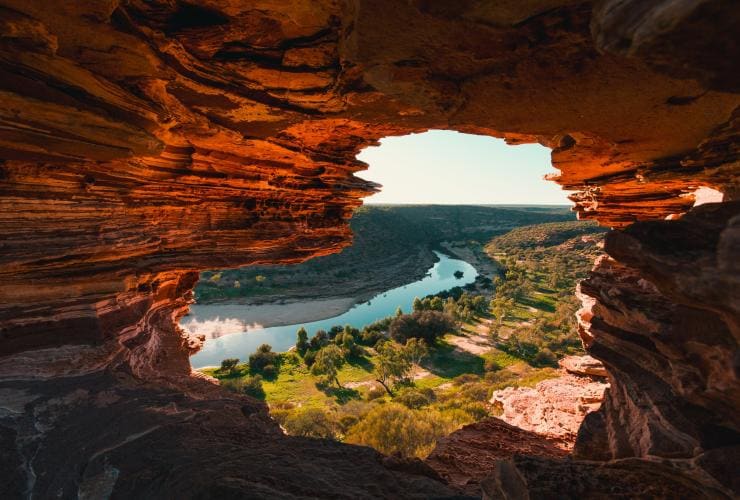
left=424, top=339, right=484, bottom=378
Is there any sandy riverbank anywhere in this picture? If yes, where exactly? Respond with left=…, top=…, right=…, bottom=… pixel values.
left=183, top=297, right=358, bottom=339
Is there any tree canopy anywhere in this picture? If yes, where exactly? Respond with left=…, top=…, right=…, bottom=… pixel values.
left=311, top=345, right=345, bottom=386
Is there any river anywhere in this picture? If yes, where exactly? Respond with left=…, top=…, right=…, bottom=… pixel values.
left=186, top=251, right=477, bottom=368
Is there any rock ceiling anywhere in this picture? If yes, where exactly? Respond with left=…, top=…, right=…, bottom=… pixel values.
left=0, top=0, right=738, bottom=498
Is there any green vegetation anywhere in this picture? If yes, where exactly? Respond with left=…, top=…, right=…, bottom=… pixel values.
left=389, top=310, right=455, bottom=343
left=485, top=221, right=606, bottom=364
left=311, top=344, right=345, bottom=387
left=201, top=219, right=604, bottom=459
left=195, top=205, right=575, bottom=303
left=203, top=305, right=560, bottom=458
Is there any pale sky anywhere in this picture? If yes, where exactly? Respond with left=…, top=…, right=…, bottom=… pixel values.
left=357, top=130, right=572, bottom=205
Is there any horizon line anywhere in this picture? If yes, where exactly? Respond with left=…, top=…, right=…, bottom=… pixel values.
left=361, top=202, right=573, bottom=207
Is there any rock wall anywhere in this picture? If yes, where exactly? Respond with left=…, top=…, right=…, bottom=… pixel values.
left=0, top=0, right=738, bottom=498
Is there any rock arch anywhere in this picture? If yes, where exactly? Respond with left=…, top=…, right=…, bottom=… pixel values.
left=0, top=1, right=738, bottom=497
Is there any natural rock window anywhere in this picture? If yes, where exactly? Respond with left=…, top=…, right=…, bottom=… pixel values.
left=0, top=1, right=738, bottom=498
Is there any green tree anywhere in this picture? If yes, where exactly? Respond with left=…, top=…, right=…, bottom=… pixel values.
left=296, top=327, right=309, bottom=353
left=374, top=341, right=411, bottom=396
left=404, top=338, right=428, bottom=377
left=429, top=296, right=444, bottom=311
left=395, top=306, right=403, bottom=317
left=340, top=330, right=358, bottom=357
left=389, top=310, right=455, bottom=344
left=310, top=329, right=329, bottom=350
left=311, top=344, right=345, bottom=387
left=412, top=296, right=423, bottom=312
left=219, top=358, right=239, bottom=374
left=249, top=344, right=278, bottom=373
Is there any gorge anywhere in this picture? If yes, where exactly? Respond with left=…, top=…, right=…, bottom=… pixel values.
left=0, top=1, right=739, bottom=498
left=187, top=251, right=477, bottom=367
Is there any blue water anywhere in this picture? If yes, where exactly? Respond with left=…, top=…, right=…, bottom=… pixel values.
left=187, top=252, right=477, bottom=368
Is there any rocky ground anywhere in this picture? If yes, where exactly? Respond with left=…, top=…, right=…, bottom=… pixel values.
left=425, top=417, right=568, bottom=496
left=424, top=355, right=609, bottom=494
left=490, top=355, right=609, bottom=449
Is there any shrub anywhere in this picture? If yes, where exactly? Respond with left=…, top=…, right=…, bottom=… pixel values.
left=310, top=330, right=330, bottom=350
left=222, top=374, right=264, bottom=399
left=282, top=352, right=299, bottom=365
left=220, top=358, right=239, bottom=374
left=389, top=311, right=456, bottom=343
left=452, top=373, right=480, bottom=386
left=394, top=388, right=435, bottom=409
left=484, top=359, right=501, bottom=372
left=459, top=382, right=490, bottom=402
left=283, top=408, right=339, bottom=440
left=262, top=364, right=278, bottom=379
left=249, top=344, right=279, bottom=373
left=461, top=401, right=489, bottom=420
left=360, top=329, right=385, bottom=346
left=345, top=403, right=440, bottom=458
left=366, top=385, right=386, bottom=401
left=303, top=349, right=317, bottom=367
left=339, top=414, right=359, bottom=432
left=533, top=347, right=557, bottom=367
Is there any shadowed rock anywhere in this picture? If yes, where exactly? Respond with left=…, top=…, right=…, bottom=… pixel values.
left=0, top=0, right=738, bottom=497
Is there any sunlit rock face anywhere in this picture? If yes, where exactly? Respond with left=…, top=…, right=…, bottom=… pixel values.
left=0, top=0, right=738, bottom=498
left=490, top=360, right=608, bottom=446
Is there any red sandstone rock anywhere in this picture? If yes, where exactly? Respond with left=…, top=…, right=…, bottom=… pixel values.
left=560, top=354, right=608, bottom=378
left=425, top=417, right=568, bottom=496
left=0, top=0, right=738, bottom=498
left=490, top=369, right=608, bottom=446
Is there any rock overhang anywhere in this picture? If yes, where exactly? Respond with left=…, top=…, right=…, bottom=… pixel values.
left=0, top=0, right=738, bottom=498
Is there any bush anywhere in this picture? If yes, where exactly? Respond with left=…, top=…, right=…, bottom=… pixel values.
left=303, top=349, right=317, bottom=367
left=220, top=358, right=239, bottom=374
left=533, top=347, right=557, bottom=367
left=360, top=329, right=385, bottom=346
left=339, top=414, right=359, bottom=432
left=222, top=374, right=264, bottom=399
left=345, top=403, right=440, bottom=458
left=262, top=364, right=278, bottom=379
left=366, top=385, right=386, bottom=401
left=389, top=311, right=456, bottom=344
left=282, top=352, right=299, bottom=365
left=310, top=330, right=330, bottom=350
left=249, top=344, right=279, bottom=373
left=452, top=373, right=480, bottom=386
left=461, top=401, right=489, bottom=420
left=458, top=382, right=490, bottom=402
left=283, top=408, right=339, bottom=440
left=484, top=359, right=502, bottom=372
left=394, top=388, right=435, bottom=409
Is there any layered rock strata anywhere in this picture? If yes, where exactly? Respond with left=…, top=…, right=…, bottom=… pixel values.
left=0, top=0, right=738, bottom=498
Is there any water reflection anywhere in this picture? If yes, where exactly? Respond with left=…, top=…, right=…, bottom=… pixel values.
left=187, top=252, right=476, bottom=368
